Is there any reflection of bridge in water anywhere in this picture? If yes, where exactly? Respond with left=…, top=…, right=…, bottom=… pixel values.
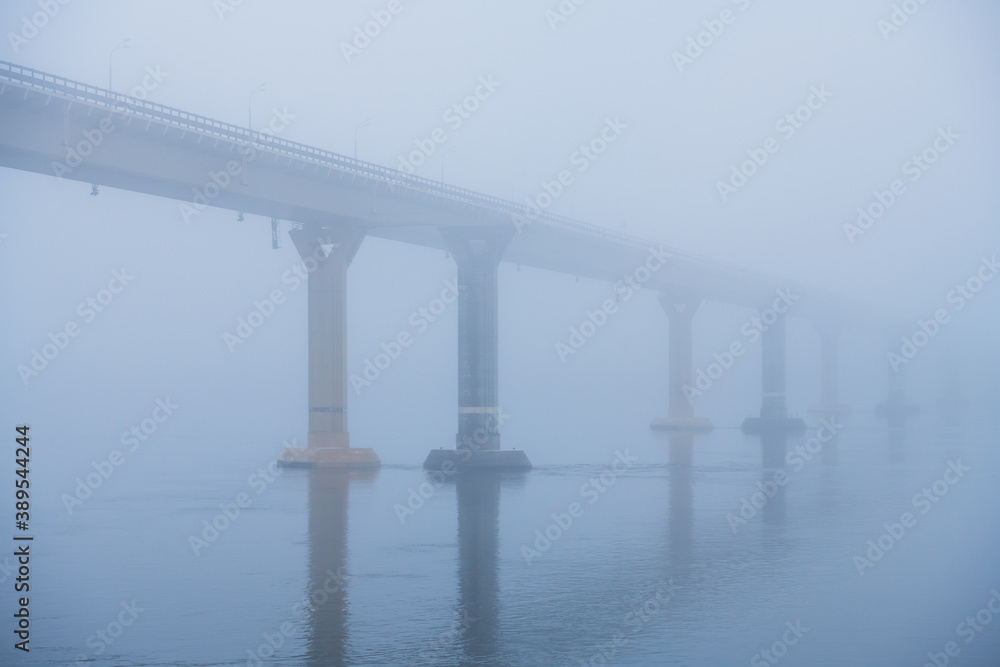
left=301, top=469, right=507, bottom=666
left=293, top=417, right=903, bottom=665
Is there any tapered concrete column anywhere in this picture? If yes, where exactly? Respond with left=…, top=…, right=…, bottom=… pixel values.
left=809, top=323, right=851, bottom=416
left=743, top=311, right=805, bottom=434
left=760, top=313, right=787, bottom=419
left=651, top=297, right=712, bottom=432
left=279, top=224, right=380, bottom=468
left=875, top=356, right=920, bottom=417
left=424, top=226, right=530, bottom=471
left=451, top=227, right=505, bottom=451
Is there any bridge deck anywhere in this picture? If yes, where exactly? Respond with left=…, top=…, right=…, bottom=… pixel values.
left=0, top=60, right=871, bottom=323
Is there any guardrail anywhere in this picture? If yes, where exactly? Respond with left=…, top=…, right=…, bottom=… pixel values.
left=0, top=59, right=662, bottom=251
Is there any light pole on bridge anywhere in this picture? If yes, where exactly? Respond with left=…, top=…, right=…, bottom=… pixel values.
left=441, top=149, right=457, bottom=184
left=108, top=39, right=130, bottom=95
left=248, top=82, right=267, bottom=135
left=354, top=117, right=372, bottom=160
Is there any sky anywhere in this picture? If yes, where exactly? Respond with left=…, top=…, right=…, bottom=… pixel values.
left=0, top=0, right=998, bottom=466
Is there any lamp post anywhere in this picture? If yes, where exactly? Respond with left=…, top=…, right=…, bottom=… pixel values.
left=248, top=82, right=266, bottom=136
left=108, top=39, right=130, bottom=95
left=354, top=117, right=372, bottom=160
left=441, top=149, right=457, bottom=184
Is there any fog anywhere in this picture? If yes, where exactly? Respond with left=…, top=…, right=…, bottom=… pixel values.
left=1, top=1, right=999, bottom=665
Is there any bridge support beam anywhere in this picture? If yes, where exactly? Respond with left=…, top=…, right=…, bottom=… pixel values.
left=651, top=297, right=713, bottom=432
left=280, top=224, right=380, bottom=468
left=809, top=323, right=851, bottom=417
left=742, top=312, right=805, bottom=434
left=424, top=226, right=530, bottom=471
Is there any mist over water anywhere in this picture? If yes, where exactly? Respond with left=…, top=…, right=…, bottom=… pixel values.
left=1, top=1, right=999, bottom=665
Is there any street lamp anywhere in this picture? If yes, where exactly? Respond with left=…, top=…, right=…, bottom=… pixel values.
left=108, top=39, right=130, bottom=95
left=354, top=117, right=372, bottom=160
left=441, top=149, right=457, bottom=184
left=248, top=82, right=266, bottom=135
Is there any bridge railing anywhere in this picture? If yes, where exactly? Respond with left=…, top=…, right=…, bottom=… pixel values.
left=0, top=59, right=662, bottom=252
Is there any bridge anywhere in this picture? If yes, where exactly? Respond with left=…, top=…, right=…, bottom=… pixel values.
left=0, top=60, right=899, bottom=469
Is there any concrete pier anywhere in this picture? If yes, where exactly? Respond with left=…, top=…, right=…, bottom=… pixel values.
left=875, top=360, right=920, bottom=417
left=651, top=297, right=713, bottom=432
left=424, top=226, right=530, bottom=471
left=742, top=312, right=806, bottom=434
left=280, top=224, right=381, bottom=468
left=809, top=323, right=852, bottom=416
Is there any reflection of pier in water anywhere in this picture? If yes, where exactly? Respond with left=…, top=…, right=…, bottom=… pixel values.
left=302, top=424, right=864, bottom=665
left=667, top=432, right=694, bottom=578
left=303, top=469, right=374, bottom=667
left=454, top=472, right=504, bottom=664
left=302, top=467, right=518, bottom=666
left=659, top=424, right=852, bottom=569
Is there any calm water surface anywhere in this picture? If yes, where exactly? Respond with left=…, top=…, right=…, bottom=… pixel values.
left=7, top=410, right=1000, bottom=666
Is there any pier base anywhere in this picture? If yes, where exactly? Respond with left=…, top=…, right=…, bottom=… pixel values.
left=650, top=417, right=714, bottom=432
left=741, top=417, right=807, bottom=435
left=423, top=449, right=531, bottom=472
left=279, top=446, right=381, bottom=469
left=808, top=402, right=853, bottom=417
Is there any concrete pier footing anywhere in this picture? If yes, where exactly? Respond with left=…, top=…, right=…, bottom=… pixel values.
left=650, top=417, right=715, bottom=432
left=280, top=446, right=381, bottom=468
left=423, top=449, right=532, bottom=472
